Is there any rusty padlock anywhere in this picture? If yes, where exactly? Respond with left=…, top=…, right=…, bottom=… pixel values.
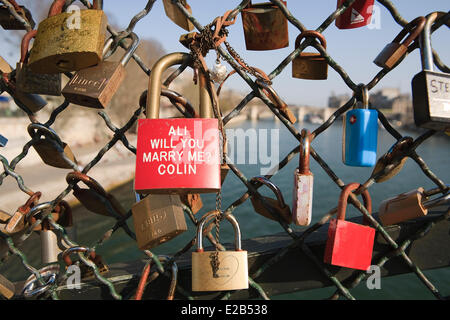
left=162, top=0, right=194, bottom=31
left=28, top=0, right=107, bottom=74
left=132, top=192, right=187, bottom=250
left=374, top=16, right=426, bottom=69
left=180, top=193, right=203, bottom=215
left=62, top=246, right=109, bottom=279
left=370, top=137, right=413, bottom=183
left=292, top=129, right=314, bottom=226
left=16, top=30, right=62, bottom=96
left=292, top=30, right=328, bottom=80
left=5, top=192, right=41, bottom=234
left=28, top=123, right=77, bottom=169
left=324, top=183, right=375, bottom=271
left=66, top=171, right=126, bottom=219
left=241, top=1, right=289, bottom=51
left=192, top=211, right=248, bottom=292
left=250, top=176, right=292, bottom=224
left=62, top=32, right=140, bottom=109
left=379, top=189, right=450, bottom=226
left=256, top=79, right=296, bottom=124
left=0, top=1, right=35, bottom=30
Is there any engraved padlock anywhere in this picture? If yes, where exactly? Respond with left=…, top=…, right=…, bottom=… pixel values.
left=28, top=0, right=107, bottom=74
left=28, top=123, right=77, bottom=169
left=412, top=12, right=450, bottom=131
left=379, top=189, right=450, bottom=226
left=374, top=16, right=426, bottom=69
left=250, top=176, right=292, bottom=224
left=162, top=0, right=194, bottom=31
left=292, top=30, right=328, bottom=80
left=241, top=1, right=289, bottom=51
left=62, top=32, right=140, bottom=109
left=16, top=30, right=62, bottom=96
left=292, top=129, right=313, bottom=226
left=131, top=192, right=187, bottom=250
left=0, top=2, right=34, bottom=30
left=192, top=211, right=248, bottom=292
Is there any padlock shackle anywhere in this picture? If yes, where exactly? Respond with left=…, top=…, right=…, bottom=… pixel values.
left=337, top=183, right=372, bottom=224
left=295, top=30, right=327, bottom=51
left=422, top=192, right=450, bottom=210
left=18, top=192, right=42, bottom=215
left=250, top=176, right=288, bottom=209
left=196, top=211, right=242, bottom=252
left=25, top=201, right=53, bottom=221
left=120, top=32, right=140, bottom=67
left=66, top=171, right=108, bottom=197
left=419, top=12, right=446, bottom=72
left=256, top=80, right=288, bottom=113
left=353, top=83, right=369, bottom=110
left=391, top=16, right=426, bottom=48
left=384, top=136, right=413, bottom=163
left=299, top=129, right=311, bottom=175
left=61, top=246, right=95, bottom=266
left=20, top=30, right=37, bottom=64
left=27, top=123, right=65, bottom=147
left=146, top=52, right=193, bottom=119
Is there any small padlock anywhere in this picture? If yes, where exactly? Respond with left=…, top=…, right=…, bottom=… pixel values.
left=335, top=0, right=374, bottom=30
left=192, top=211, right=248, bottom=292
left=28, top=123, right=77, bottom=169
left=374, top=16, right=425, bottom=69
left=62, top=247, right=109, bottom=279
left=66, top=171, right=127, bottom=219
left=134, top=52, right=221, bottom=194
left=370, top=137, right=413, bottom=183
left=62, top=32, right=140, bottom=109
left=292, top=129, right=314, bottom=226
left=292, top=30, right=328, bottom=80
left=0, top=2, right=34, bottom=30
left=180, top=193, right=203, bottom=215
left=342, top=85, right=378, bottom=167
left=0, top=134, right=7, bottom=147
left=250, top=176, right=292, bottom=224
left=131, top=193, right=187, bottom=250
left=412, top=12, right=450, bottom=131
left=0, top=274, right=15, bottom=300
left=5, top=192, right=41, bottom=234
left=324, top=183, right=376, bottom=271
left=379, top=189, right=450, bottom=226
left=241, top=1, right=289, bottom=51
left=162, top=0, right=194, bottom=31
left=16, top=30, right=62, bottom=96
left=0, top=57, right=47, bottom=113
left=28, top=0, right=107, bottom=74
left=210, top=60, right=228, bottom=84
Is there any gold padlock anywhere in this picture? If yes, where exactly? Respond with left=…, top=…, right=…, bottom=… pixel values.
left=192, top=211, right=248, bottom=292
left=292, top=30, right=328, bottom=80
left=28, top=123, right=77, bottom=169
left=28, top=0, right=107, bottom=74
left=162, top=0, right=194, bottom=31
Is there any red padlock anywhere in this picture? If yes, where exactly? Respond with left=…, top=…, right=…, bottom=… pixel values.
left=135, top=53, right=221, bottom=194
left=335, top=0, right=374, bottom=30
left=324, top=183, right=375, bottom=271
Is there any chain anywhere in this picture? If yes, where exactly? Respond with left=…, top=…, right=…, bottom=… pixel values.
left=210, top=192, right=223, bottom=278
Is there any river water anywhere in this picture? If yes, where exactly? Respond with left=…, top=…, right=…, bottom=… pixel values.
left=2, top=119, right=449, bottom=299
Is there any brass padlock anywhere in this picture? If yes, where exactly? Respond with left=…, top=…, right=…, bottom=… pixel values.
left=292, top=30, right=328, bottom=80
left=180, top=193, right=203, bottom=215
left=62, top=32, right=140, bottom=109
left=192, top=211, right=248, bottom=292
left=162, top=0, right=194, bottom=31
left=132, top=193, right=187, bottom=250
left=0, top=3, right=34, bottom=30
left=250, top=176, right=292, bottom=224
left=66, top=171, right=126, bottom=219
left=373, top=16, right=425, bottom=69
left=241, top=1, right=289, bottom=51
left=16, top=30, right=62, bottom=96
left=28, top=123, right=77, bottom=169
left=379, top=189, right=450, bottom=226
left=371, top=137, right=413, bottom=183
left=28, top=0, right=107, bottom=74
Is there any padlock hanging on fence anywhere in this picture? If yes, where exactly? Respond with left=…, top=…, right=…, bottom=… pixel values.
left=335, top=0, right=374, bottom=30
left=162, top=0, right=194, bottom=31
left=292, top=31, right=328, bottom=80
left=0, top=2, right=35, bottom=30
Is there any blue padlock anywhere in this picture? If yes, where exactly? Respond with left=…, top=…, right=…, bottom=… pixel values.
left=342, top=86, right=378, bottom=167
left=0, top=134, right=7, bottom=148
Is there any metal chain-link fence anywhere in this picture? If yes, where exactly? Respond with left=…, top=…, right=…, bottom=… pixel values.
left=0, top=0, right=448, bottom=300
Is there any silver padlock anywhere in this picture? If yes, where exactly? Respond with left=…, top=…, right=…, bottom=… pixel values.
left=210, top=60, right=227, bottom=83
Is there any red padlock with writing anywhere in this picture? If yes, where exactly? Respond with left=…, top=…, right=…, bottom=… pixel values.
left=324, top=183, right=375, bottom=271
left=134, top=52, right=221, bottom=194
left=335, top=0, right=374, bottom=30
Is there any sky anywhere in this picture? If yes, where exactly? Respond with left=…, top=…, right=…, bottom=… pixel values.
left=1, top=0, right=449, bottom=107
